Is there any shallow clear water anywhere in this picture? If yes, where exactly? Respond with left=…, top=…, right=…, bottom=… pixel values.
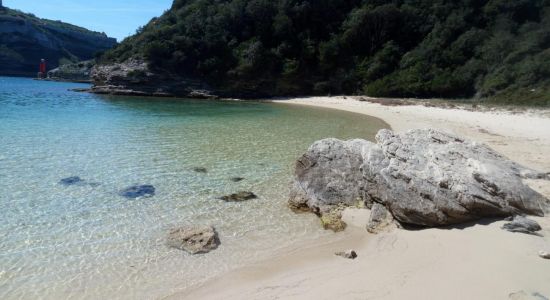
left=0, top=77, right=388, bottom=299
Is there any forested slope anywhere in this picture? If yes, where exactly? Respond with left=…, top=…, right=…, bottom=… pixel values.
left=100, top=0, right=550, bottom=105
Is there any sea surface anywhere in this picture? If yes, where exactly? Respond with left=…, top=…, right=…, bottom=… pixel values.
left=0, top=77, right=388, bottom=299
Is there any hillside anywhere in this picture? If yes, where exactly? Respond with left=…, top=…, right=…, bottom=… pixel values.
left=0, top=6, right=117, bottom=76
left=98, top=0, right=550, bottom=105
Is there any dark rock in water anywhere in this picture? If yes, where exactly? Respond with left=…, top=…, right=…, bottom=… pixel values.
left=59, top=177, right=101, bottom=187
left=502, top=216, right=542, bottom=235
left=230, top=177, right=245, bottom=182
left=290, top=129, right=549, bottom=229
left=219, top=191, right=257, bottom=202
left=166, top=225, right=220, bottom=254
left=335, top=250, right=357, bottom=259
left=120, top=185, right=155, bottom=199
left=59, top=176, right=84, bottom=186
left=193, top=167, right=208, bottom=173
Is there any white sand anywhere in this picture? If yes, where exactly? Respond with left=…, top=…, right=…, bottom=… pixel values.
left=170, top=97, right=550, bottom=300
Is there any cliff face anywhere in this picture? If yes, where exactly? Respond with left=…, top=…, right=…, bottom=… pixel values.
left=0, top=7, right=117, bottom=76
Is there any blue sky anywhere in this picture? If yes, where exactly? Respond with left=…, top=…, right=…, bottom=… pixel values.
left=4, top=0, right=173, bottom=41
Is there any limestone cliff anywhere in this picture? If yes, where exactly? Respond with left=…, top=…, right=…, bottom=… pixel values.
left=0, top=7, right=117, bottom=76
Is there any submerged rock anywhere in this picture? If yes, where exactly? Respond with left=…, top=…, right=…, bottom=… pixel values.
left=219, top=191, right=257, bottom=202
left=290, top=129, right=549, bottom=229
left=166, top=225, right=220, bottom=254
left=335, top=250, right=357, bottom=259
left=539, top=251, right=550, bottom=260
left=59, top=177, right=101, bottom=187
left=193, top=167, right=208, bottom=173
left=230, top=177, right=245, bottom=182
left=120, top=185, right=155, bottom=199
left=502, top=216, right=542, bottom=235
left=59, top=176, right=84, bottom=186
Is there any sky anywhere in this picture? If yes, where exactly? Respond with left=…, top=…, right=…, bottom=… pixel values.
left=4, top=0, right=173, bottom=41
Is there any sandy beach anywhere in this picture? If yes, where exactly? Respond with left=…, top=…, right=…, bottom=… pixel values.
left=173, top=97, right=550, bottom=300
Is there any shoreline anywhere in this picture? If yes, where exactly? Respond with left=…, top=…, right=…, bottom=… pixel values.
left=173, top=96, right=550, bottom=300
left=271, top=96, right=550, bottom=171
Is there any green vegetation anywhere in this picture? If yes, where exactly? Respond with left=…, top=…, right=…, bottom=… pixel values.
left=101, top=0, right=550, bottom=105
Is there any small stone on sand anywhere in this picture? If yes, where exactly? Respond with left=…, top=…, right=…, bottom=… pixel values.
left=335, top=250, right=357, bottom=259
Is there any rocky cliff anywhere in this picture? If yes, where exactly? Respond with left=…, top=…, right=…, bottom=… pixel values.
left=0, top=7, right=117, bottom=76
left=89, top=59, right=218, bottom=98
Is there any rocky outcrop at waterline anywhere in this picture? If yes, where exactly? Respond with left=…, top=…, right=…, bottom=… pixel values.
left=290, top=129, right=550, bottom=230
left=88, top=59, right=219, bottom=98
left=47, top=60, right=94, bottom=82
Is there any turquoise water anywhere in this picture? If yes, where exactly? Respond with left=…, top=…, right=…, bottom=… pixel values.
left=0, top=77, right=388, bottom=299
